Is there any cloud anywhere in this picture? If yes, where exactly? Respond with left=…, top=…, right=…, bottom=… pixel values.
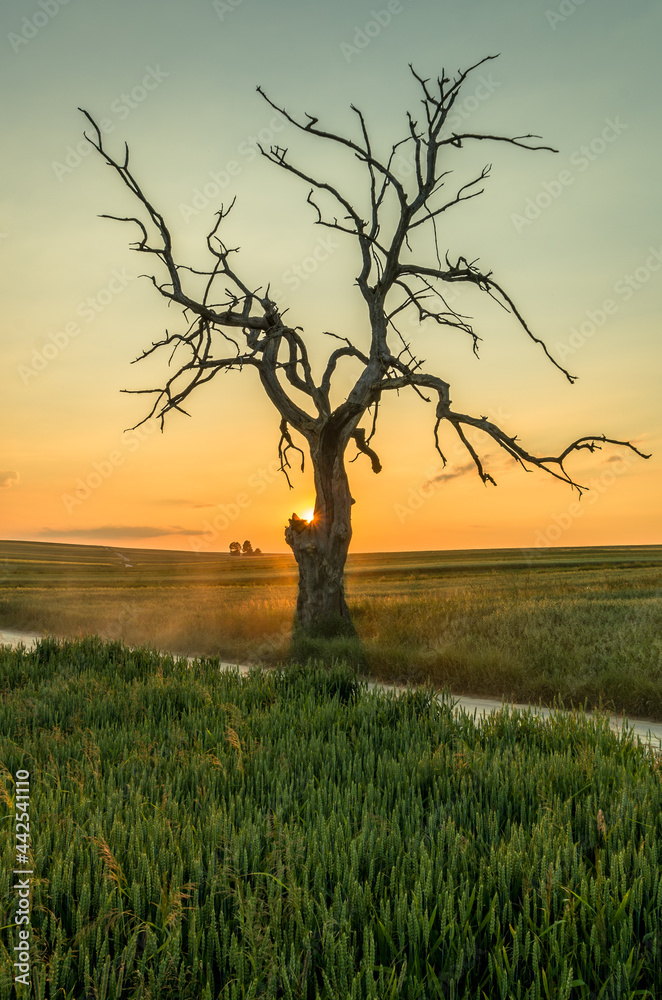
left=0, top=470, right=20, bottom=488
left=152, top=499, right=218, bottom=508
left=38, top=525, right=206, bottom=540
left=423, top=462, right=475, bottom=488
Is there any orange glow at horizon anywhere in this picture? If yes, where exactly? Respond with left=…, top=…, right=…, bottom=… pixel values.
left=1, top=6, right=660, bottom=557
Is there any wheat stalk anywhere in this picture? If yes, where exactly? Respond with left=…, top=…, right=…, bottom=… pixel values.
left=226, top=727, right=244, bottom=774
left=89, top=835, right=128, bottom=891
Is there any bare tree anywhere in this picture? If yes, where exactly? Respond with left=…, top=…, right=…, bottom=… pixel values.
left=80, top=56, right=649, bottom=640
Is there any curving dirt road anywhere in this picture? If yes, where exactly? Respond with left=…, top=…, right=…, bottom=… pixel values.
left=2, top=628, right=660, bottom=759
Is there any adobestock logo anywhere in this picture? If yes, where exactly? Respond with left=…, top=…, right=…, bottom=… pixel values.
left=554, top=245, right=662, bottom=363
left=18, top=269, right=134, bottom=385
left=390, top=72, right=501, bottom=183
left=189, top=459, right=282, bottom=552
left=521, top=451, right=642, bottom=563
left=178, top=114, right=286, bottom=224
left=340, top=1, right=409, bottom=64
left=212, top=0, right=245, bottom=21
left=393, top=407, right=512, bottom=524
left=511, top=117, right=627, bottom=234
left=8, top=0, right=74, bottom=54
left=270, top=235, right=340, bottom=297
left=545, top=0, right=589, bottom=30
left=52, top=66, right=169, bottom=182
left=61, top=422, right=158, bottom=514
left=445, top=74, right=502, bottom=131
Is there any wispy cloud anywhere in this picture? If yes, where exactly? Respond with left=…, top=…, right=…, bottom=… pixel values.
left=38, top=525, right=206, bottom=540
left=604, top=452, right=644, bottom=465
left=151, top=499, right=218, bottom=508
left=423, top=462, right=475, bottom=488
left=0, top=471, right=20, bottom=488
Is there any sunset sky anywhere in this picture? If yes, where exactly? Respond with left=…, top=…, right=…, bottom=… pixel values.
left=1, top=0, right=660, bottom=554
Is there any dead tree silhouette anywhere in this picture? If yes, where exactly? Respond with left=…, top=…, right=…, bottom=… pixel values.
left=80, top=56, right=649, bottom=642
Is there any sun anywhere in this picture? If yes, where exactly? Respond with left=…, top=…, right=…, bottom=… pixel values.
left=301, top=507, right=316, bottom=523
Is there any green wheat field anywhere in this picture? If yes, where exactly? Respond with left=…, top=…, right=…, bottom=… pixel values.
left=1, top=540, right=661, bottom=997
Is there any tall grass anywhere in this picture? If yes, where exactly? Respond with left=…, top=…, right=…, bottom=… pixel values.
left=4, top=586, right=659, bottom=719
left=1, top=637, right=661, bottom=998
left=1, top=543, right=661, bottom=720
left=352, top=589, right=662, bottom=717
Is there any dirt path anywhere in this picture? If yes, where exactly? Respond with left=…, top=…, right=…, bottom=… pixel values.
left=2, top=628, right=660, bottom=758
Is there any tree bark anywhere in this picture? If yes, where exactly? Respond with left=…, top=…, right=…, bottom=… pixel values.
left=285, top=429, right=355, bottom=637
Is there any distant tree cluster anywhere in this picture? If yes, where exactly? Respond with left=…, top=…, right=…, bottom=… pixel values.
left=229, top=540, right=262, bottom=556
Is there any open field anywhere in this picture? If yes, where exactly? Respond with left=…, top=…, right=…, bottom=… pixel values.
left=1, top=638, right=661, bottom=998
left=1, top=539, right=662, bottom=721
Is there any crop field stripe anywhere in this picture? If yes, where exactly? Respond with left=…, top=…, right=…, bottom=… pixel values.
left=1, top=638, right=661, bottom=997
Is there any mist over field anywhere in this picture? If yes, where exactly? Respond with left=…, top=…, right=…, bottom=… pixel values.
left=2, top=538, right=661, bottom=721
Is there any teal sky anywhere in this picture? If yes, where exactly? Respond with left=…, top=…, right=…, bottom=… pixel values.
left=1, top=0, right=660, bottom=553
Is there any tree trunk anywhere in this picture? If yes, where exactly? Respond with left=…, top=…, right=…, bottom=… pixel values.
left=285, top=430, right=356, bottom=638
